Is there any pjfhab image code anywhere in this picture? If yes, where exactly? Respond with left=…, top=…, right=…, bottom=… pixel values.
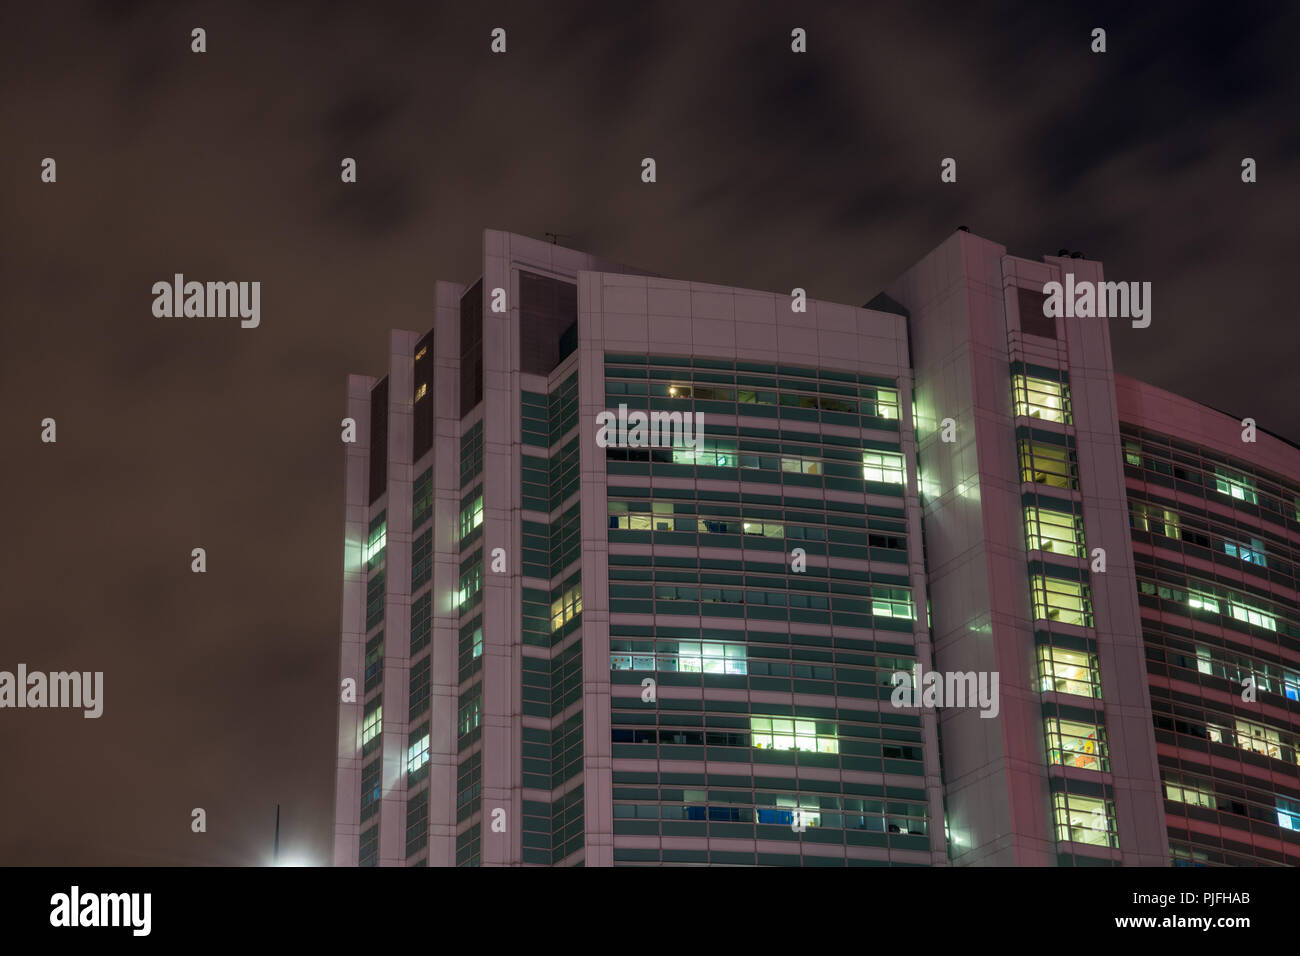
left=1, top=0, right=1294, bottom=944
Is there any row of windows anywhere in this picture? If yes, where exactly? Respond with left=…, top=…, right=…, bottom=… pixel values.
left=1133, top=499, right=1284, bottom=573
left=1164, top=770, right=1300, bottom=831
left=1123, top=430, right=1300, bottom=527
left=1138, top=578, right=1284, bottom=635
left=604, top=443, right=906, bottom=486
left=605, top=380, right=900, bottom=419
left=612, top=798, right=927, bottom=834
left=1180, top=643, right=1300, bottom=701
left=610, top=640, right=749, bottom=674
left=633, top=583, right=914, bottom=619
left=1155, top=708, right=1300, bottom=768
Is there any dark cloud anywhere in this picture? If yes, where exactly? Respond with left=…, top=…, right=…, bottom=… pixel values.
left=1, top=0, right=1297, bottom=866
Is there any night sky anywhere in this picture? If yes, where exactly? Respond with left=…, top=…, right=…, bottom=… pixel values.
left=2, top=1, right=1297, bottom=866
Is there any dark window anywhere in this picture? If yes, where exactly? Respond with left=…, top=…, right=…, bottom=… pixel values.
left=519, top=271, right=578, bottom=376
left=412, top=329, right=434, bottom=462
left=368, top=377, right=388, bottom=504
left=1017, top=287, right=1055, bottom=339
left=460, top=280, right=483, bottom=417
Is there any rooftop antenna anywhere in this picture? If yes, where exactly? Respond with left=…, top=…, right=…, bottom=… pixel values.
left=544, top=232, right=570, bottom=245
left=273, top=804, right=280, bottom=865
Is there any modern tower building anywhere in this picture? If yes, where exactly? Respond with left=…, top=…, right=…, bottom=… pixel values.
left=333, top=228, right=1300, bottom=866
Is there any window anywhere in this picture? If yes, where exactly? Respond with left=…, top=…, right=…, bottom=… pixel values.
left=551, top=583, right=582, bottom=631
left=1233, top=719, right=1283, bottom=760
left=1031, top=575, right=1093, bottom=627
left=471, top=626, right=483, bottom=659
left=675, top=641, right=747, bottom=675
left=1164, top=773, right=1216, bottom=809
left=457, top=560, right=483, bottom=609
left=781, top=456, right=823, bottom=475
left=750, top=717, right=838, bottom=754
left=458, top=695, right=482, bottom=738
left=871, top=388, right=899, bottom=419
left=1131, top=501, right=1180, bottom=539
left=1013, top=374, right=1071, bottom=424
left=1278, top=797, right=1300, bottom=831
left=364, top=517, right=387, bottom=566
left=1045, top=717, right=1108, bottom=771
left=1019, top=440, right=1077, bottom=490
left=863, top=450, right=906, bottom=484
left=1224, top=538, right=1266, bottom=567
left=871, top=587, right=914, bottom=619
left=1037, top=645, right=1100, bottom=697
left=1024, top=506, right=1084, bottom=556
left=460, top=493, right=484, bottom=540
left=361, top=704, right=383, bottom=747
left=1053, top=793, right=1117, bottom=847
left=407, top=733, right=430, bottom=774
left=1124, top=441, right=1142, bottom=467
left=1214, top=468, right=1258, bottom=504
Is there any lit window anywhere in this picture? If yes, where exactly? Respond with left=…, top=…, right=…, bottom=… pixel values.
left=1013, top=374, right=1071, bottom=423
left=781, top=456, right=823, bottom=475
left=863, top=450, right=905, bottom=484
left=361, top=705, right=383, bottom=746
left=407, top=734, right=430, bottom=774
left=1031, top=574, right=1092, bottom=627
left=1037, top=645, right=1100, bottom=697
left=1164, top=773, right=1215, bottom=809
left=1045, top=717, right=1108, bottom=771
left=414, top=382, right=428, bottom=402
left=459, top=494, right=484, bottom=541
left=471, top=626, right=483, bottom=659
left=871, top=587, right=914, bottom=619
left=414, top=346, right=428, bottom=362
left=750, top=716, right=838, bottom=753
left=1187, top=590, right=1219, bottom=614
left=1278, top=797, right=1300, bottom=831
left=1234, top=719, right=1283, bottom=759
left=1019, top=440, right=1077, bottom=490
left=364, top=520, right=387, bottom=565
left=1214, top=468, right=1258, bottom=504
left=675, top=641, right=747, bottom=675
left=1052, top=793, right=1117, bottom=847
left=457, top=561, right=483, bottom=609
left=872, top=388, right=899, bottom=420
left=1024, top=506, right=1084, bottom=556
left=1224, top=538, right=1266, bottom=567
left=1124, top=441, right=1142, bottom=467
left=550, top=583, right=582, bottom=631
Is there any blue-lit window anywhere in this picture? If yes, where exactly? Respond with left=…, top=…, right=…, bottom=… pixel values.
left=1277, top=797, right=1300, bottom=831
left=1224, top=538, right=1267, bottom=567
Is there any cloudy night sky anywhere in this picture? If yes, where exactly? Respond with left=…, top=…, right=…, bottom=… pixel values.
left=1, top=1, right=1297, bottom=865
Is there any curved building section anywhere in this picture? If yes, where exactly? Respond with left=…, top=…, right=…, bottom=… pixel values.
left=1117, top=376, right=1300, bottom=865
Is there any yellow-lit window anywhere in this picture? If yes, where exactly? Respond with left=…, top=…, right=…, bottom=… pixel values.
left=750, top=716, right=838, bottom=753
left=1019, top=440, right=1077, bottom=489
left=1031, top=574, right=1092, bottom=627
left=550, top=583, right=582, bottom=632
left=1053, top=793, right=1117, bottom=847
left=1037, top=645, right=1100, bottom=697
left=1234, top=719, right=1283, bottom=759
left=1046, top=717, right=1108, bottom=771
left=414, top=382, right=428, bottom=402
left=1164, top=773, right=1216, bottom=809
left=1024, top=506, right=1084, bottom=556
left=1013, top=374, right=1071, bottom=423
left=863, top=450, right=905, bottom=484
left=781, top=456, right=823, bottom=475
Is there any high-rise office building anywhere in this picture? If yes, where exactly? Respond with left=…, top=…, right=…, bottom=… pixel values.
left=333, top=229, right=1300, bottom=866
